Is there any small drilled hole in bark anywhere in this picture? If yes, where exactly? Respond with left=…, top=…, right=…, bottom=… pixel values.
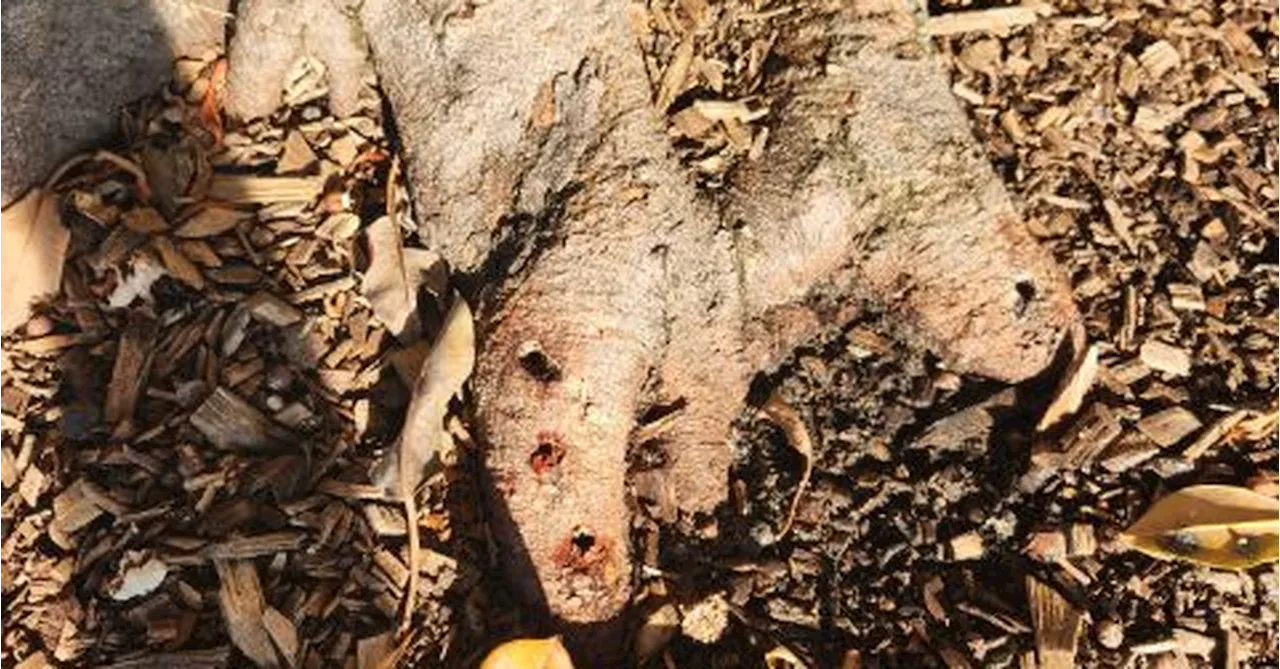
left=529, top=433, right=566, bottom=474
left=571, top=527, right=595, bottom=554
left=518, top=340, right=561, bottom=382
left=1014, top=279, right=1037, bottom=317
left=553, top=526, right=612, bottom=573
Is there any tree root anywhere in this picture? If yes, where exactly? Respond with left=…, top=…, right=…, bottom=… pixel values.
left=225, top=0, right=1079, bottom=650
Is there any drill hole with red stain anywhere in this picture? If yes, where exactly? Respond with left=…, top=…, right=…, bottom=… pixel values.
left=529, top=431, right=566, bottom=474
left=552, top=525, right=612, bottom=573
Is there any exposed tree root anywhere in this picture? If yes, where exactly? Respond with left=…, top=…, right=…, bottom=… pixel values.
left=225, top=0, right=1079, bottom=649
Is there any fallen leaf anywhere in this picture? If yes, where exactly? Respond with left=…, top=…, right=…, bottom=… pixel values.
left=361, top=216, right=442, bottom=343
left=2, top=189, right=70, bottom=333
left=1037, top=343, right=1098, bottom=432
left=1120, top=484, right=1280, bottom=569
left=479, top=637, right=575, bottom=669
left=370, top=296, right=473, bottom=630
left=759, top=392, right=813, bottom=542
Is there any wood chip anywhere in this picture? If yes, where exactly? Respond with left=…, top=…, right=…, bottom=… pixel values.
left=122, top=207, right=170, bottom=233
left=174, top=205, right=252, bottom=238
left=1140, top=340, right=1191, bottom=377
left=96, top=648, right=232, bottom=669
left=201, top=531, right=308, bottom=559
left=49, top=480, right=105, bottom=548
left=246, top=291, right=304, bottom=327
left=104, top=312, right=159, bottom=429
left=1139, top=40, right=1181, bottom=78
left=150, top=236, right=206, bottom=289
left=190, top=386, right=295, bottom=452
left=1027, top=576, right=1082, bottom=669
left=922, top=3, right=1051, bottom=36
left=1037, top=342, right=1098, bottom=432
left=214, top=559, right=280, bottom=668
left=1137, top=407, right=1203, bottom=448
left=263, top=606, right=299, bottom=667
left=278, top=131, right=319, bottom=173
left=208, top=175, right=325, bottom=204
left=948, top=531, right=985, bottom=560
left=657, top=39, right=695, bottom=110
left=1059, top=403, right=1123, bottom=467
left=1, top=446, right=17, bottom=488
left=18, top=466, right=46, bottom=507
left=1182, top=410, right=1249, bottom=461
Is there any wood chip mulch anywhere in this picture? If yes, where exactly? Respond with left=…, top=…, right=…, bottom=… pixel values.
left=1, top=57, right=481, bottom=668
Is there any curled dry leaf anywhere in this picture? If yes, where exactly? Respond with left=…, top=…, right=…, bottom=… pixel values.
left=371, top=296, right=475, bottom=494
left=759, top=392, right=814, bottom=542
left=361, top=215, right=443, bottom=343
left=479, top=637, right=575, bottom=669
left=1120, top=484, right=1280, bottom=570
left=1, top=189, right=70, bottom=333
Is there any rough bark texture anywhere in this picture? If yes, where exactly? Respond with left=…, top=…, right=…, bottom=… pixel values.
left=0, top=0, right=229, bottom=205
left=224, top=0, right=371, bottom=120
left=228, top=0, right=1079, bottom=643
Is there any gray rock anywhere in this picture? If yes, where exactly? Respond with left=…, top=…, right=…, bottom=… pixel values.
left=1, top=0, right=227, bottom=205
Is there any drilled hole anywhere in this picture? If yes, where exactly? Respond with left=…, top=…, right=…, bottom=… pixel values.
left=529, top=432, right=565, bottom=474
left=518, top=340, right=561, bottom=382
left=571, top=527, right=595, bottom=555
left=1014, top=279, right=1036, bottom=317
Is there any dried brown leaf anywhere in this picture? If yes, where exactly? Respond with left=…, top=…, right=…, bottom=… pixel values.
left=372, top=297, right=475, bottom=492
left=361, top=216, right=441, bottom=343
left=1, top=189, right=70, bottom=333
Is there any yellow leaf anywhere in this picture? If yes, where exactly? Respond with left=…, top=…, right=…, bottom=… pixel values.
left=1120, top=484, right=1280, bottom=569
left=479, top=637, right=575, bottom=669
